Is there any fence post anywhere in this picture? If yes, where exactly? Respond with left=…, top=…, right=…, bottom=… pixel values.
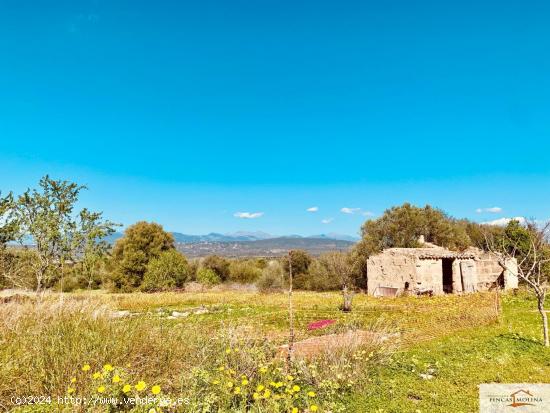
left=287, top=251, right=294, bottom=365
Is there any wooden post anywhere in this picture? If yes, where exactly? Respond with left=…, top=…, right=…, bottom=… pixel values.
left=287, top=251, right=294, bottom=364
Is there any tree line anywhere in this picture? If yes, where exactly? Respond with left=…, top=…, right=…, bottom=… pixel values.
left=1, top=177, right=548, bottom=345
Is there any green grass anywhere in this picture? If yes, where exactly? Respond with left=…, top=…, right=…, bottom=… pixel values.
left=0, top=289, right=548, bottom=412
left=348, top=292, right=550, bottom=412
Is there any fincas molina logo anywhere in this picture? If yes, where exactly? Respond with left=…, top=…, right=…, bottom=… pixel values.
left=480, top=383, right=550, bottom=412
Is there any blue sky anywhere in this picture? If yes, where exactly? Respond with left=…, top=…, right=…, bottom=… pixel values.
left=1, top=0, right=549, bottom=236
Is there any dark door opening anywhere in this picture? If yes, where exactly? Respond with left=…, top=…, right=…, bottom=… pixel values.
left=442, top=258, right=453, bottom=293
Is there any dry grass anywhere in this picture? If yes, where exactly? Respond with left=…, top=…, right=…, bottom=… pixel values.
left=0, top=290, right=500, bottom=411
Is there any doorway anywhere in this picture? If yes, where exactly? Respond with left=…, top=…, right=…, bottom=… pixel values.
left=442, top=258, right=453, bottom=293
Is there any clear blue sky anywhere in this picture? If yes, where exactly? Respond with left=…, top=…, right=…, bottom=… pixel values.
left=1, top=0, right=549, bottom=236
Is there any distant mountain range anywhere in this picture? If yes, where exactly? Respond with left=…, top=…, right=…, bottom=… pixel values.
left=177, top=237, right=356, bottom=258
left=105, top=231, right=359, bottom=244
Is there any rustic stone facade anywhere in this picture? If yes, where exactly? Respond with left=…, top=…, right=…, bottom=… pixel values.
left=366, top=240, right=518, bottom=296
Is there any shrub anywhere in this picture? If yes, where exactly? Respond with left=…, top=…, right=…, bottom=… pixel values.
left=196, top=267, right=221, bottom=286
left=141, top=250, right=190, bottom=292
left=229, top=260, right=262, bottom=283
left=295, top=259, right=340, bottom=291
left=202, top=255, right=231, bottom=281
left=256, top=261, right=285, bottom=292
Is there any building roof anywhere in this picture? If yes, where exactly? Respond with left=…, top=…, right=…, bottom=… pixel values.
left=381, top=247, right=477, bottom=260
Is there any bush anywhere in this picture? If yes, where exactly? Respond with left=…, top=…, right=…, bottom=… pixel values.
left=141, top=250, right=190, bottom=292
left=196, top=267, right=221, bottom=286
left=110, top=221, right=175, bottom=290
left=256, top=261, right=285, bottom=292
left=228, top=260, right=262, bottom=283
left=201, top=255, right=231, bottom=281
left=295, top=259, right=341, bottom=291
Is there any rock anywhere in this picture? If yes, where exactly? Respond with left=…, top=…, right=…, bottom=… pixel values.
left=171, top=311, right=190, bottom=318
left=111, top=310, right=131, bottom=318
left=419, top=373, right=434, bottom=380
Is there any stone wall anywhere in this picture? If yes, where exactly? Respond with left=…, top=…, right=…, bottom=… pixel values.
left=366, top=252, right=416, bottom=295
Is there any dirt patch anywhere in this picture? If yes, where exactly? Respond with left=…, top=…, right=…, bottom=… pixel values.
left=277, top=330, right=397, bottom=360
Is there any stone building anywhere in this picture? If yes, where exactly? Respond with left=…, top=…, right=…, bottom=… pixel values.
left=366, top=236, right=518, bottom=296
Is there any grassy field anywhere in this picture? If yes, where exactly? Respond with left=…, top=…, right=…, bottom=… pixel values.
left=0, top=289, right=548, bottom=412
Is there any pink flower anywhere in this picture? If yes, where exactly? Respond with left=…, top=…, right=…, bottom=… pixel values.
left=307, top=319, right=336, bottom=330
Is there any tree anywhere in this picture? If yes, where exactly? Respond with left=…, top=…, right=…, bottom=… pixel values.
left=14, top=176, right=116, bottom=292
left=486, top=220, right=550, bottom=347
left=141, top=250, right=190, bottom=291
left=111, top=221, right=174, bottom=290
left=0, top=191, right=18, bottom=247
left=356, top=203, right=472, bottom=258
left=282, top=250, right=312, bottom=277
left=201, top=255, right=231, bottom=282
left=74, top=209, right=118, bottom=289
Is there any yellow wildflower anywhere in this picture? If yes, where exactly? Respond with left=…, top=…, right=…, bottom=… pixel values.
left=135, top=381, right=146, bottom=392
left=112, top=375, right=121, bottom=383
left=256, top=384, right=265, bottom=392
left=97, top=386, right=105, bottom=393
left=67, top=387, right=75, bottom=394
left=310, top=405, right=319, bottom=412
left=70, top=378, right=76, bottom=383
left=291, top=408, right=299, bottom=413
left=212, top=380, right=220, bottom=385
left=286, top=375, right=294, bottom=381
left=307, top=391, right=316, bottom=397
left=241, top=379, right=249, bottom=385
left=151, top=385, right=161, bottom=395
left=92, top=372, right=102, bottom=379
left=292, top=385, right=301, bottom=392
left=253, top=392, right=260, bottom=400
left=259, top=366, right=268, bottom=373
left=148, top=409, right=156, bottom=413
left=263, top=389, right=271, bottom=398
left=81, top=364, right=91, bottom=372
left=226, top=381, right=234, bottom=388
left=276, top=381, right=284, bottom=388
left=103, top=364, right=114, bottom=372
left=218, top=366, right=225, bottom=371
left=234, top=386, right=241, bottom=394
left=122, top=384, right=132, bottom=393
left=225, top=348, right=232, bottom=354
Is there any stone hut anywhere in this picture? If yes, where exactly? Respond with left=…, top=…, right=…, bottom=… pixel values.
left=366, top=236, right=518, bottom=296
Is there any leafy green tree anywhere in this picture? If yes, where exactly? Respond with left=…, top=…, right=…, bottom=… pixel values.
left=201, top=255, right=231, bottom=282
left=141, top=249, right=190, bottom=291
left=282, top=250, right=312, bottom=277
left=0, top=191, right=18, bottom=247
left=14, top=176, right=116, bottom=292
left=357, top=203, right=471, bottom=258
left=111, top=221, right=175, bottom=290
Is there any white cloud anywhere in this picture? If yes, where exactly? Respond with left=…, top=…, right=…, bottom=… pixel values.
left=306, top=206, right=319, bottom=212
left=341, top=207, right=361, bottom=214
left=362, top=211, right=375, bottom=217
left=476, top=207, right=503, bottom=214
left=233, top=212, right=264, bottom=219
left=482, top=216, right=525, bottom=226
left=321, top=218, right=334, bottom=224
